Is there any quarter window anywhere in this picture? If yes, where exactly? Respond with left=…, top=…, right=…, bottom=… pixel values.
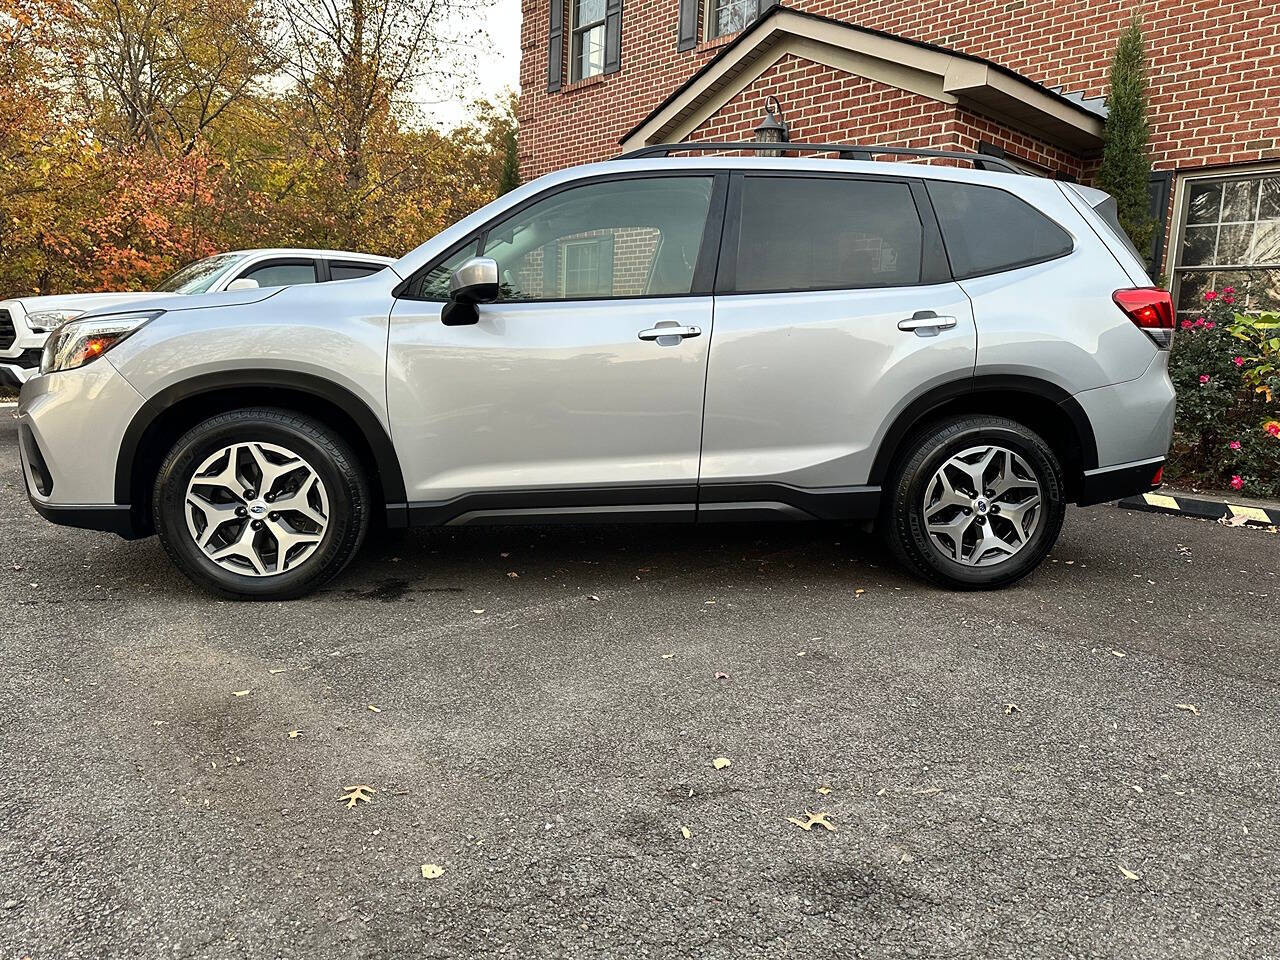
left=927, top=181, right=1073, bottom=279
left=328, top=262, right=385, bottom=281
left=1173, top=173, right=1280, bottom=320
left=570, top=0, right=606, bottom=81
left=732, top=176, right=924, bottom=293
left=480, top=176, right=715, bottom=301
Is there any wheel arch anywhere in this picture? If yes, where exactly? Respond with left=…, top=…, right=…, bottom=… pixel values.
left=116, top=370, right=406, bottom=531
left=868, top=375, right=1098, bottom=499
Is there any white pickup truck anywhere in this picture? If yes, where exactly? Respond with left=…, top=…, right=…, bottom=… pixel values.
left=1, top=248, right=392, bottom=389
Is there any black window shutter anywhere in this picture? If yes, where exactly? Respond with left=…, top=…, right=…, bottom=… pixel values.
left=677, top=0, right=698, bottom=51
left=548, top=0, right=564, bottom=92
left=604, top=0, right=623, bottom=74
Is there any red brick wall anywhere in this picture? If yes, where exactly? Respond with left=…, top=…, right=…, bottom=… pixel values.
left=519, top=0, right=1280, bottom=180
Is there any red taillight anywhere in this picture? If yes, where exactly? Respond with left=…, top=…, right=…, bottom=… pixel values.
left=1114, top=288, right=1175, bottom=348
left=1151, top=465, right=1164, bottom=486
left=1113, top=288, right=1174, bottom=328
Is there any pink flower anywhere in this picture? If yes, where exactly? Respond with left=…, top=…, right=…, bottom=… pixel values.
left=1205, top=321, right=1216, bottom=329
left=1233, top=356, right=1246, bottom=366
left=1205, top=290, right=1218, bottom=301
left=1223, top=295, right=1235, bottom=304
left=1230, top=475, right=1244, bottom=491
left=1199, top=374, right=1211, bottom=384
left=1229, top=440, right=1241, bottom=450
left=1194, top=317, right=1206, bottom=327
left=1222, top=286, right=1235, bottom=294
left=1266, top=421, right=1280, bottom=438
left=1180, top=319, right=1194, bottom=329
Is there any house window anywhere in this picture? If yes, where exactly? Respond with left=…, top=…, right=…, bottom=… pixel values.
left=1172, top=172, right=1280, bottom=320
left=561, top=238, right=609, bottom=297
left=571, top=0, right=607, bottom=81
left=706, top=0, right=757, bottom=40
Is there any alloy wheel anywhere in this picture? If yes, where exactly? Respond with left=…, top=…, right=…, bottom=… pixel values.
left=183, top=441, right=330, bottom=577
left=921, top=444, right=1042, bottom=567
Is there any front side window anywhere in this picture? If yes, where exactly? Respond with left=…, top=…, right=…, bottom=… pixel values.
left=571, top=0, right=606, bottom=81
left=239, top=262, right=318, bottom=288
left=927, top=181, right=1073, bottom=279
left=480, top=176, right=715, bottom=301
left=732, top=176, right=924, bottom=293
left=1174, top=173, right=1280, bottom=320
left=155, top=254, right=242, bottom=294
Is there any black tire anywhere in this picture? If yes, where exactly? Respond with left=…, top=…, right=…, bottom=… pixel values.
left=152, top=407, right=370, bottom=599
left=882, top=415, right=1065, bottom=590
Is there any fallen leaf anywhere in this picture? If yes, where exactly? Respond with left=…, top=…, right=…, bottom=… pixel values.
left=680, top=826, right=691, bottom=839
left=1175, top=703, right=1201, bottom=716
left=420, top=864, right=444, bottom=879
left=912, top=786, right=943, bottom=796
left=715, top=671, right=729, bottom=681
left=232, top=690, right=251, bottom=697
left=268, top=668, right=289, bottom=675
left=1110, top=650, right=1126, bottom=658
left=796, top=651, right=806, bottom=657
left=661, top=653, right=675, bottom=659
left=1118, top=863, right=1141, bottom=881
left=587, top=595, right=600, bottom=602
left=712, top=757, right=732, bottom=770
left=876, top=788, right=886, bottom=797
left=787, top=811, right=836, bottom=832
left=507, top=572, right=519, bottom=578
left=854, top=589, right=865, bottom=595
left=288, top=730, right=301, bottom=739
left=1004, top=703, right=1019, bottom=715
left=816, top=786, right=832, bottom=795
left=367, top=705, right=381, bottom=713
left=340, top=785, right=375, bottom=809
left=471, top=609, right=485, bottom=614
left=1131, top=784, right=1143, bottom=793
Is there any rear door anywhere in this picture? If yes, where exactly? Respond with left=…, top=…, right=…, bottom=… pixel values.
left=699, top=172, right=975, bottom=507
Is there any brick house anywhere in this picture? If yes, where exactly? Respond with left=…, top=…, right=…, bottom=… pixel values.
left=517, top=0, right=1280, bottom=319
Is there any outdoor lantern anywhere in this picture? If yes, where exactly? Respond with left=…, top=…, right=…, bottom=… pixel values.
left=753, top=96, right=790, bottom=156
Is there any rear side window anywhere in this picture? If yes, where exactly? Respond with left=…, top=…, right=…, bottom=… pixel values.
left=329, top=262, right=384, bottom=281
left=733, top=176, right=923, bottom=292
left=239, top=261, right=318, bottom=288
left=927, top=181, right=1073, bottom=278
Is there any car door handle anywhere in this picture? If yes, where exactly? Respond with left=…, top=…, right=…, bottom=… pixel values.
left=638, top=324, right=702, bottom=342
left=897, top=311, right=957, bottom=336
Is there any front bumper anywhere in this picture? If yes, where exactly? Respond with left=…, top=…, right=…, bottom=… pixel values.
left=18, top=361, right=148, bottom=538
left=1, top=359, right=39, bottom=390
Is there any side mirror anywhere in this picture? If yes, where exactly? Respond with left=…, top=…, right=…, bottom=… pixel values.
left=441, top=257, right=500, bottom=326
left=226, top=278, right=260, bottom=291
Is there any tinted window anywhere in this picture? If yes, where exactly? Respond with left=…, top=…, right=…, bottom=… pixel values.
left=481, top=176, right=714, bottom=301
left=329, top=262, right=384, bottom=281
left=928, top=181, right=1073, bottom=278
left=414, top=241, right=480, bottom=300
left=240, top=262, right=318, bottom=288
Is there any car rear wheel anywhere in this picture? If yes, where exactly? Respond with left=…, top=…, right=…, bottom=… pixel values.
left=883, top=415, right=1065, bottom=589
left=153, top=407, right=369, bottom=599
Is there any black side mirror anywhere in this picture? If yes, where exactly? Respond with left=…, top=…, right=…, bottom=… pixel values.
left=441, top=257, right=500, bottom=326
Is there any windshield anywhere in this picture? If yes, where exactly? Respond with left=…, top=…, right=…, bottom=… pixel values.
left=155, top=254, right=243, bottom=294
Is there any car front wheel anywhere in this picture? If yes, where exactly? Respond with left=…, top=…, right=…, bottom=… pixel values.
left=152, top=407, right=370, bottom=599
left=884, top=415, right=1065, bottom=589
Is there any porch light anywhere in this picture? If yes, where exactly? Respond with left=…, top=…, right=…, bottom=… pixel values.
left=753, top=96, right=790, bottom=156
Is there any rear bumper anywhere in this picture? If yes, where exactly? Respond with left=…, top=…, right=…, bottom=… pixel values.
left=1077, top=457, right=1165, bottom=507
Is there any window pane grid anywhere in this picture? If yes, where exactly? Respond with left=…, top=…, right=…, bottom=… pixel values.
left=710, top=0, right=756, bottom=39
left=571, top=0, right=606, bottom=81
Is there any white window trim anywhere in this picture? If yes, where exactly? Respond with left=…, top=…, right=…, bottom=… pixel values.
left=703, top=0, right=758, bottom=42
left=1165, top=162, right=1280, bottom=316
left=569, top=0, right=607, bottom=82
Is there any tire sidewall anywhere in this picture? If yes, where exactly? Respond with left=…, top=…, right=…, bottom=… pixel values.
left=900, top=421, right=1065, bottom=588
left=154, top=414, right=364, bottom=598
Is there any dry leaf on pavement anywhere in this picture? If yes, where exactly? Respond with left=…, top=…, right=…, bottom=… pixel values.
left=712, top=757, right=731, bottom=770
left=367, top=705, right=381, bottom=713
left=1118, top=863, right=1141, bottom=881
left=421, top=864, right=444, bottom=879
left=1175, top=703, right=1201, bottom=716
left=816, top=786, right=832, bottom=795
left=232, top=690, right=251, bottom=697
left=288, top=730, right=301, bottom=739
left=680, top=826, right=691, bottom=839
left=1004, top=703, right=1019, bottom=715
left=340, top=785, right=375, bottom=809
left=787, top=811, right=836, bottom=832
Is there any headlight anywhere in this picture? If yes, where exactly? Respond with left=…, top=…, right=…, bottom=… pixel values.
left=40, top=311, right=163, bottom=374
left=25, top=309, right=85, bottom=332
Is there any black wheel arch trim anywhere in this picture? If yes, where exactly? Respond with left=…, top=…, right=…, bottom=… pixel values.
left=866, top=374, right=1099, bottom=486
left=114, top=369, right=407, bottom=505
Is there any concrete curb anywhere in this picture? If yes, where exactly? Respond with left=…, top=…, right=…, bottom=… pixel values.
left=1117, top=490, right=1280, bottom=527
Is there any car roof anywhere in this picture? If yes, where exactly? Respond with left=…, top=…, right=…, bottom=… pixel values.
left=221, top=248, right=395, bottom=263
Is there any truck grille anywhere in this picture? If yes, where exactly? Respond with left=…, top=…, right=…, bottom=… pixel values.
left=0, top=309, right=14, bottom=350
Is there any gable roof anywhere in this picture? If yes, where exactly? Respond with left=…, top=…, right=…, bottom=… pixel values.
left=620, top=5, right=1105, bottom=152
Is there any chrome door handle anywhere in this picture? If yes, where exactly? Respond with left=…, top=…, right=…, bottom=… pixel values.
left=638, top=323, right=702, bottom=343
left=897, top=310, right=957, bottom=336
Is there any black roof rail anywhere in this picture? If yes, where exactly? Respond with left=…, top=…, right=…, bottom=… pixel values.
left=615, top=141, right=1026, bottom=175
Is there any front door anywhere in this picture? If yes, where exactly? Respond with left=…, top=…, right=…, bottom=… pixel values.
left=388, top=173, right=726, bottom=517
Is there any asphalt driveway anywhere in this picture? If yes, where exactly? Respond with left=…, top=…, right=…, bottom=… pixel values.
left=1, top=411, right=1278, bottom=959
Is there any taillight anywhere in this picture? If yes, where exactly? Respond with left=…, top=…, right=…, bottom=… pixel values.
left=1113, top=288, right=1175, bottom=349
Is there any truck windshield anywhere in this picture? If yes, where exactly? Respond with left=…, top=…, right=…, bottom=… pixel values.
left=155, top=254, right=243, bottom=294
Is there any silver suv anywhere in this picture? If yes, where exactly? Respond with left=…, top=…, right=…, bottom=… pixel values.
left=17, top=145, right=1176, bottom=599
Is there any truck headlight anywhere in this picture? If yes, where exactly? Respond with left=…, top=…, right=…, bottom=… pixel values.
left=25, top=309, right=86, bottom=332
left=40, top=311, right=163, bottom=374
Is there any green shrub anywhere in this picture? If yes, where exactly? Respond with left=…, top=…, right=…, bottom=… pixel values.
left=1167, top=285, right=1280, bottom=497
